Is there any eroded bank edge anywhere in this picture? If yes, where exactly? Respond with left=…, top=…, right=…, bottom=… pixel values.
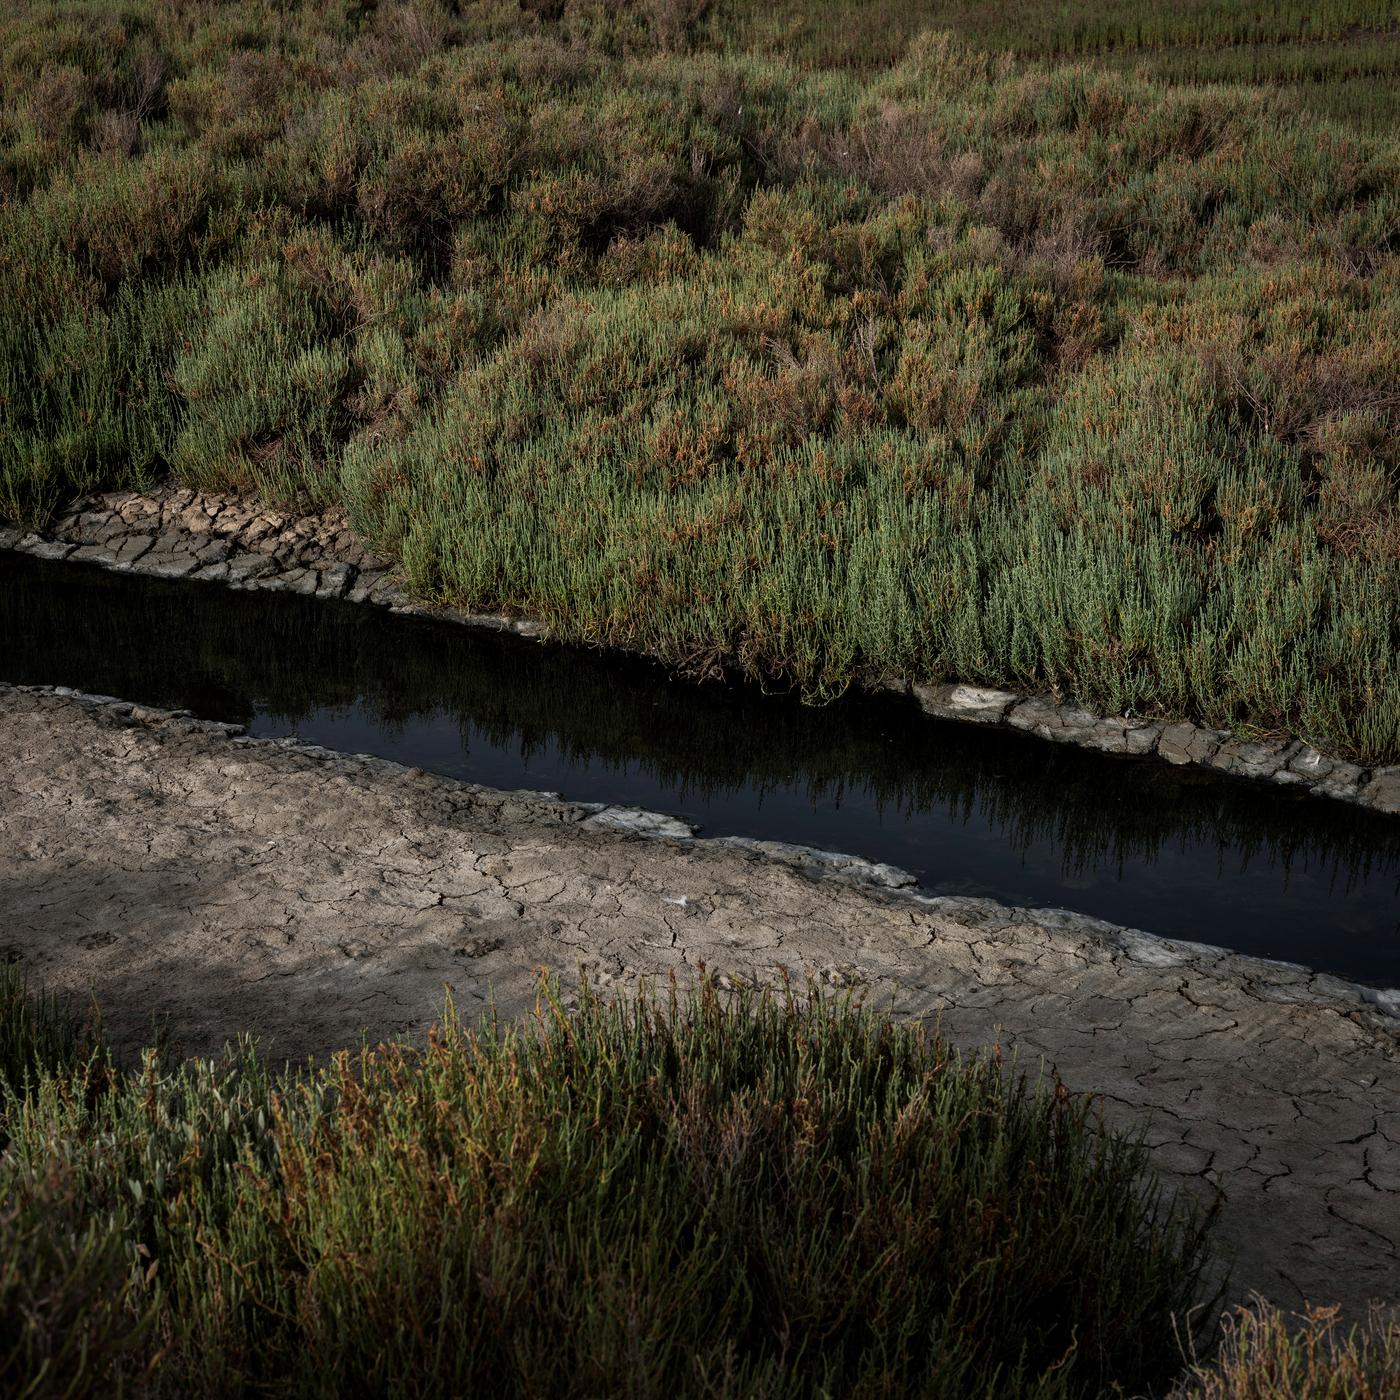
left=3, top=485, right=1397, bottom=817
left=10, top=681, right=1399, bottom=1029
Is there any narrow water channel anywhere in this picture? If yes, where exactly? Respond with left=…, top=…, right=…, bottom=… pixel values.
left=4, top=550, right=1399, bottom=985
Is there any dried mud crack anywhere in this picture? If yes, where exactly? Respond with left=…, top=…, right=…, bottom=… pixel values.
left=2, top=684, right=1397, bottom=1315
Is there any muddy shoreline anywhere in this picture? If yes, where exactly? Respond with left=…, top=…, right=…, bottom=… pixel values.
left=4, top=485, right=1397, bottom=815
left=3, top=682, right=1398, bottom=1313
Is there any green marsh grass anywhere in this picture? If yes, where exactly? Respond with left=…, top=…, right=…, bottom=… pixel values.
left=719, top=0, right=1400, bottom=128
left=1169, top=1299, right=1400, bottom=1398
left=2, top=1, right=1399, bottom=759
left=0, top=963, right=97, bottom=1107
left=0, top=970, right=1217, bottom=1396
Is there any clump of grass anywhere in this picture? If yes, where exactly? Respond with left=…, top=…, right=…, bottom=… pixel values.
left=1172, top=1299, right=1400, bottom=1398
left=0, top=971, right=1217, bottom=1397
left=0, top=962, right=95, bottom=1100
left=0, top=966, right=138, bottom=1389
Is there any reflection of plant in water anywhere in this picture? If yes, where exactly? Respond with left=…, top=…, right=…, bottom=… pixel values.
left=7, top=554, right=1400, bottom=908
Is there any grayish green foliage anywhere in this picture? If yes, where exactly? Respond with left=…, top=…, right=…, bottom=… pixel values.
left=2, top=1, right=1398, bottom=758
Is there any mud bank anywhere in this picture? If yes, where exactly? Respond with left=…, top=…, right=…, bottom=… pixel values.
left=4, top=486, right=1397, bottom=815
left=2, top=683, right=1397, bottom=1314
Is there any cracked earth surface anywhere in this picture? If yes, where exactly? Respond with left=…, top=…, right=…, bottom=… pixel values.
left=2, top=686, right=1397, bottom=1315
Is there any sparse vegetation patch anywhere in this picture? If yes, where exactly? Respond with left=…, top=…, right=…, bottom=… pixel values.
left=1170, top=1299, right=1400, bottom=1398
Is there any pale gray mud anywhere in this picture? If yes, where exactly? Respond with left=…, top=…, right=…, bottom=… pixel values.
left=2, top=685, right=1397, bottom=1315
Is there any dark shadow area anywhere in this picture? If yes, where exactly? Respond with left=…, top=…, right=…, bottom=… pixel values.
left=3, top=551, right=1398, bottom=983
left=0, top=859, right=490, bottom=1067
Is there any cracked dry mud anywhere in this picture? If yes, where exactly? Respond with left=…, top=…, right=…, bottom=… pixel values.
left=3, top=687, right=1397, bottom=1316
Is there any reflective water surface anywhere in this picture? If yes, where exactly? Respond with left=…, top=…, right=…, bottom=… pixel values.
left=4, top=551, right=1398, bottom=984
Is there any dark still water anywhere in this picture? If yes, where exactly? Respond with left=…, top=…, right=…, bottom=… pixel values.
left=4, top=551, right=1399, bottom=985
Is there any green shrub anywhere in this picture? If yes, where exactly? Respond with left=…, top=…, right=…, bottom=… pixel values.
left=0, top=973, right=1217, bottom=1397
left=2, top=0, right=1399, bottom=759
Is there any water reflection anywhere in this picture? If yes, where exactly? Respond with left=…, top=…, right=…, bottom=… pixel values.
left=4, top=551, right=1398, bottom=983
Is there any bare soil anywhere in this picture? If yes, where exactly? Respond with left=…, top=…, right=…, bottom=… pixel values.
left=3, top=685, right=1397, bottom=1314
